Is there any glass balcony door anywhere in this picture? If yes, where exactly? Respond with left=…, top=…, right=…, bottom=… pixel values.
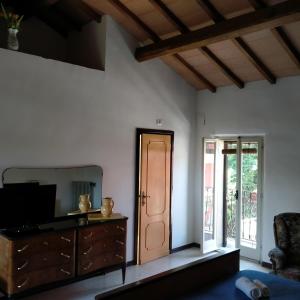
left=224, top=137, right=263, bottom=260
left=202, top=139, right=224, bottom=253
left=202, top=137, right=263, bottom=261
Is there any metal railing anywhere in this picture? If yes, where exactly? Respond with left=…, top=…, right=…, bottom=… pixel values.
left=241, top=187, right=257, bottom=247
left=204, top=187, right=214, bottom=241
left=226, top=187, right=257, bottom=248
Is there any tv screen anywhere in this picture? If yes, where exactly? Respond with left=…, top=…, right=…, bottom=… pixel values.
left=3, top=182, right=40, bottom=189
left=28, top=185, right=56, bottom=224
left=0, top=184, right=56, bottom=230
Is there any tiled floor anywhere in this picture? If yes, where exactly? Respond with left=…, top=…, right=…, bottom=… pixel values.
left=5, top=248, right=269, bottom=300
left=240, top=257, right=269, bottom=273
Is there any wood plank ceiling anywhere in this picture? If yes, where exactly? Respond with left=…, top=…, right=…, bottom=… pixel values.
left=85, top=0, right=300, bottom=92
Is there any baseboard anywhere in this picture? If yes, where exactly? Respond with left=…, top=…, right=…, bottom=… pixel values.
left=261, top=261, right=272, bottom=269
left=171, top=242, right=200, bottom=254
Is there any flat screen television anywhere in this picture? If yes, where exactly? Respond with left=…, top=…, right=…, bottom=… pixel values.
left=0, top=183, right=56, bottom=230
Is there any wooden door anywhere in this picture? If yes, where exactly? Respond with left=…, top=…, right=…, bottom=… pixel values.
left=138, top=133, right=171, bottom=264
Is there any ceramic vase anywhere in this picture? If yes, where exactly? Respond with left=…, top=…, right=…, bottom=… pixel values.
left=7, top=28, right=19, bottom=51
left=79, top=194, right=91, bottom=213
left=101, top=197, right=114, bottom=217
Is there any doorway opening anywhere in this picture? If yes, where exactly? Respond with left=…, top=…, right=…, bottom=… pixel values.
left=202, top=137, right=263, bottom=261
left=134, top=129, right=174, bottom=265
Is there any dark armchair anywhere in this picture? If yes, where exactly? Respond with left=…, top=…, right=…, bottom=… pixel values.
left=268, top=213, right=300, bottom=281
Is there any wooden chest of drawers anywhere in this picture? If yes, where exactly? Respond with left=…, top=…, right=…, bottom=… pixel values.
left=78, top=220, right=127, bottom=277
left=0, top=229, right=76, bottom=295
left=0, top=218, right=127, bottom=298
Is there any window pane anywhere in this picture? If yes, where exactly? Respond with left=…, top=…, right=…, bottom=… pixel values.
left=203, top=141, right=215, bottom=242
left=224, top=141, right=237, bottom=248
left=240, top=142, right=258, bottom=249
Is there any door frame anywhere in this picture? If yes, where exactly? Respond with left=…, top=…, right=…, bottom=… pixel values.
left=202, top=136, right=264, bottom=261
left=220, top=135, right=264, bottom=261
left=134, top=128, right=174, bottom=265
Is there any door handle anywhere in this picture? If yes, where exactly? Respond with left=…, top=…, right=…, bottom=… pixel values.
left=139, top=191, right=150, bottom=206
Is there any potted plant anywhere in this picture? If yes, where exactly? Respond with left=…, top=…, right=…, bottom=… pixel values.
left=1, top=3, right=23, bottom=50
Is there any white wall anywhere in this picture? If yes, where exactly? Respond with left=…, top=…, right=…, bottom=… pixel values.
left=196, top=76, right=300, bottom=262
left=0, top=16, right=196, bottom=261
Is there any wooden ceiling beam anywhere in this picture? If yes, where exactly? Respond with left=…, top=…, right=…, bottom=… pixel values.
left=150, top=0, right=244, bottom=88
left=200, top=47, right=244, bottom=88
left=197, top=0, right=276, bottom=84
left=173, top=54, right=216, bottom=92
left=232, top=37, right=276, bottom=83
left=148, top=0, right=190, bottom=34
left=196, top=0, right=224, bottom=23
left=109, top=0, right=160, bottom=42
left=271, top=27, right=300, bottom=69
left=249, top=0, right=300, bottom=69
left=135, top=0, right=300, bottom=62
left=108, top=0, right=216, bottom=92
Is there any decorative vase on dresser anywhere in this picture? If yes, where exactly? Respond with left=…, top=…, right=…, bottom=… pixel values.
left=7, top=28, right=19, bottom=51
left=101, top=197, right=114, bottom=217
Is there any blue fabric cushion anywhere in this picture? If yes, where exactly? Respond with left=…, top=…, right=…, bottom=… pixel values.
left=179, top=270, right=300, bottom=299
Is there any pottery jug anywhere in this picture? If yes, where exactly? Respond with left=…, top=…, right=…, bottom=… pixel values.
left=79, top=194, right=91, bottom=213
left=101, top=197, right=114, bottom=217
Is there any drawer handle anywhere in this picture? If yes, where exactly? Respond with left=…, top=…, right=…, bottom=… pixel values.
left=61, top=236, right=71, bottom=243
left=83, top=246, right=93, bottom=256
left=83, top=262, right=93, bottom=271
left=17, top=244, right=29, bottom=253
left=17, top=261, right=29, bottom=271
left=60, top=268, right=71, bottom=276
left=116, top=225, right=125, bottom=232
left=116, top=240, right=124, bottom=246
left=115, top=254, right=124, bottom=260
left=83, top=232, right=93, bottom=240
left=43, top=241, right=49, bottom=246
left=17, top=278, right=28, bottom=289
left=60, top=252, right=71, bottom=259
left=43, top=257, right=48, bottom=262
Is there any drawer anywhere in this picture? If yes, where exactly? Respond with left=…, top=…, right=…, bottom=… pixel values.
left=106, top=220, right=127, bottom=236
left=11, top=230, right=75, bottom=258
left=78, top=252, right=125, bottom=276
left=9, top=263, right=74, bottom=295
left=78, top=221, right=126, bottom=244
left=78, top=236, right=125, bottom=260
left=10, top=248, right=75, bottom=276
left=78, top=225, right=108, bottom=244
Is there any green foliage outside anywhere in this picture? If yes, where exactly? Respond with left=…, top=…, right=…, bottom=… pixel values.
left=226, top=143, right=258, bottom=238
